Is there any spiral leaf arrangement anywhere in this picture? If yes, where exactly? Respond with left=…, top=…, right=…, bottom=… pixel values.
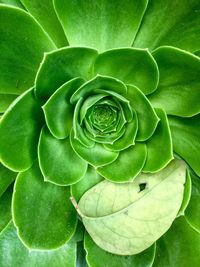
left=0, top=1, right=200, bottom=266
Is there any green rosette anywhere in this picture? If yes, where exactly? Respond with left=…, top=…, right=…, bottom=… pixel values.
left=0, top=1, right=200, bottom=266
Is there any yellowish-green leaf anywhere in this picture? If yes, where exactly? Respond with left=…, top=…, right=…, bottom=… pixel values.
left=77, top=160, right=186, bottom=255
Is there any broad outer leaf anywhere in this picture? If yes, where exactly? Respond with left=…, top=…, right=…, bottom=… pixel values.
left=143, top=108, right=173, bottom=173
left=0, top=89, right=43, bottom=172
left=20, top=0, right=68, bottom=47
left=53, top=0, right=148, bottom=52
left=0, top=94, right=17, bottom=113
left=97, top=143, right=146, bottom=182
left=0, top=0, right=24, bottom=8
left=94, top=48, right=159, bottom=95
left=78, top=160, right=186, bottom=255
left=35, top=47, right=98, bottom=100
left=38, top=126, right=88, bottom=186
left=85, top=232, right=156, bottom=267
left=149, top=46, right=200, bottom=117
left=168, top=114, right=200, bottom=176
left=71, top=165, right=103, bottom=202
left=153, top=217, right=200, bottom=267
left=126, top=85, right=159, bottom=141
left=13, top=162, right=77, bottom=249
left=0, top=222, right=76, bottom=267
left=0, top=163, right=16, bottom=198
left=0, top=186, right=12, bottom=233
left=185, top=172, right=200, bottom=233
left=0, top=5, right=55, bottom=95
left=134, top=0, right=200, bottom=52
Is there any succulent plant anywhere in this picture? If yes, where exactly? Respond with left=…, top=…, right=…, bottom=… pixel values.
left=0, top=1, right=200, bottom=266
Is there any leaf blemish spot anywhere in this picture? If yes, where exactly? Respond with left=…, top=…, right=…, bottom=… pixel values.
left=138, top=182, right=147, bottom=193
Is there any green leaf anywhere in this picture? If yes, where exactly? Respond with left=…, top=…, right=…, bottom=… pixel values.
left=94, top=48, right=159, bottom=95
left=70, top=130, right=118, bottom=167
left=104, top=110, right=138, bottom=152
left=85, top=232, right=156, bottom=267
left=53, top=0, right=148, bottom=52
left=0, top=5, right=55, bottom=96
left=71, top=165, right=104, bottom=202
left=0, top=163, right=16, bottom=198
left=43, top=78, right=84, bottom=139
left=134, top=0, right=200, bottom=52
left=0, top=0, right=24, bottom=9
left=78, top=160, right=186, bottom=255
left=0, top=89, right=43, bottom=172
left=0, top=186, right=12, bottom=233
left=177, top=169, right=191, bottom=217
left=73, top=98, right=95, bottom=148
left=35, top=47, right=98, bottom=100
left=93, top=89, right=133, bottom=123
left=143, top=108, right=173, bottom=173
left=79, top=94, right=108, bottom=124
left=153, top=217, right=200, bottom=267
left=97, top=143, right=146, bottom=182
left=20, top=0, right=68, bottom=47
left=168, top=114, right=200, bottom=176
left=38, top=126, right=88, bottom=186
left=13, top=162, right=77, bottom=249
left=185, top=172, right=200, bottom=233
left=126, top=85, right=159, bottom=141
left=70, top=75, right=127, bottom=105
left=148, top=46, right=200, bottom=117
left=0, top=94, right=17, bottom=113
left=0, top=222, right=76, bottom=267
left=77, top=241, right=88, bottom=267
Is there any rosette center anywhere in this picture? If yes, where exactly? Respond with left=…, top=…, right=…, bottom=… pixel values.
left=91, top=104, right=117, bottom=129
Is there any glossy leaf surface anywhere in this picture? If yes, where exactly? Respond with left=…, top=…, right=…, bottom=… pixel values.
left=35, top=47, right=98, bottom=99
left=54, top=0, right=148, bottom=51
left=0, top=5, right=55, bottom=96
left=94, top=48, right=159, bottom=94
left=169, top=114, right=200, bottom=176
left=134, top=0, right=200, bottom=52
left=20, top=0, right=68, bottom=47
left=13, top=162, right=77, bottom=249
left=0, top=186, right=12, bottom=232
left=0, top=163, right=16, bottom=198
left=185, top=172, right=200, bottom=232
left=43, top=78, right=84, bottom=139
left=70, top=75, right=127, bottom=104
left=97, top=143, right=146, bottom=182
left=0, top=94, right=17, bottom=113
left=153, top=217, right=200, bottom=267
left=149, top=46, right=200, bottom=117
left=38, top=126, right=88, bottom=186
left=70, top=130, right=119, bottom=167
left=177, top=169, right=191, bottom=217
left=0, top=89, right=43, bottom=171
left=126, top=85, right=159, bottom=141
left=0, top=0, right=24, bottom=8
left=0, top=222, right=76, bottom=267
left=143, top=108, right=173, bottom=172
left=71, top=166, right=103, bottom=202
